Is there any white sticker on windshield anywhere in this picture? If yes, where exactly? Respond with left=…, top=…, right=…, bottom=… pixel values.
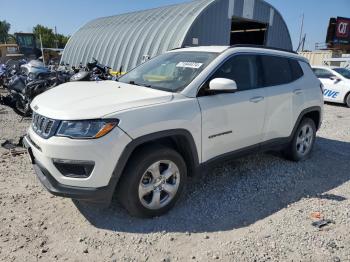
left=176, top=62, right=203, bottom=69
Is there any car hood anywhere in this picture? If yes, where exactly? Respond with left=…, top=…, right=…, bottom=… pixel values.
left=31, top=81, right=173, bottom=120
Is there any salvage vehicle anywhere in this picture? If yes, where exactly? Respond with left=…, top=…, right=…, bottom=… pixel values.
left=6, top=74, right=55, bottom=116
left=0, top=59, right=27, bottom=88
left=24, top=45, right=324, bottom=217
left=312, top=66, right=350, bottom=107
left=20, top=60, right=52, bottom=80
left=4, top=60, right=69, bottom=116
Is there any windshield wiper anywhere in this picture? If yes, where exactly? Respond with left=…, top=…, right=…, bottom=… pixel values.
left=129, top=81, right=153, bottom=88
left=129, top=81, right=141, bottom=86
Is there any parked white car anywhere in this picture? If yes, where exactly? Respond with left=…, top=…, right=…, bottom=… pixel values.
left=312, top=66, right=350, bottom=107
left=24, top=46, right=324, bottom=217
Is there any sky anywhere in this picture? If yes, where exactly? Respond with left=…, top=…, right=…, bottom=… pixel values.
left=1, top=0, right=350, bottom=50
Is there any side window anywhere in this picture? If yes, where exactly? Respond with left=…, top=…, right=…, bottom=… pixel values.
left=289, top=59, right=304, bottom=81
left=208, top=55, right=261, bottom=91
left=312, top=68, right=335, bottom=79
left=261, top=55, right=293, bottom=87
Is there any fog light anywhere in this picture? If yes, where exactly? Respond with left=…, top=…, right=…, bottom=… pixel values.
left=52, top=159, right=95, bottom=178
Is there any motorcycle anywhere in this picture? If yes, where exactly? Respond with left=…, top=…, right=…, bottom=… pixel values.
left=5, top=72, right=64, bottom=116
left=1, top=58, right=115, bottom=116
left=1, top=59, right=74, bottom=116
left=70, top=58, right=113, bottom=82
left=56, top=62, right=75, bottom=83
left=0, top=59, right=26, bottom=88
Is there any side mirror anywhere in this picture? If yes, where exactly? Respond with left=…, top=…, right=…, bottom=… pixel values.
left=330, top=76, right=341, bottom=83
left=209, top=78, right=237, bottom=93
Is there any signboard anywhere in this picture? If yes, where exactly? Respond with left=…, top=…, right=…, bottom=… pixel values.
left=334, top=17, right=350, bottom=45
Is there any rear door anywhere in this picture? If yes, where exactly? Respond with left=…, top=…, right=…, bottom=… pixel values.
left=197, top=54, right=266, bottom=162
left=260, top=55, right=303, bottom=141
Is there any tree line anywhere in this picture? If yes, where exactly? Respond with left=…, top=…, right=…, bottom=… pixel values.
left=0, top=20, right=69, bottom=48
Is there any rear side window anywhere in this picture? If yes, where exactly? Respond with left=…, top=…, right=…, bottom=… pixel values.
left=261, top=55, right=293, bottom=87
left=289, top=59, right=304, bottom=81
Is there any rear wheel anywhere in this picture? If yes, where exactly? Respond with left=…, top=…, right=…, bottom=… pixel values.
left=284, top=118, right=316, bottom=161
left=117, top=146, right=187, bottom=218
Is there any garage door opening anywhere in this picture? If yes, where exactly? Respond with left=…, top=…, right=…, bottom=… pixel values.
left=230, top=18, right=268, bottom=46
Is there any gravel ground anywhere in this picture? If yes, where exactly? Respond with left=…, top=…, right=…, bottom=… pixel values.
left=0, top=100, right=349, bottom=262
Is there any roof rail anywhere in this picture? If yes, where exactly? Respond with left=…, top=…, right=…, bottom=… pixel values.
left=229, top=44, right=297, bottom=54
left=170, top=47, right=184, bottom=51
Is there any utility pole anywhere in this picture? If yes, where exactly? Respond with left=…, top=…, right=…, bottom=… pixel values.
left=298, top=13, right=304, bottom=50
left=54, top=26, right=58, bottom=49
left=40, top=34, right=45, bottom=66
left=302, top=34, right=306, bottom=52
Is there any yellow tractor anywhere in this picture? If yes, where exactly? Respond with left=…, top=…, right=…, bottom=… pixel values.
left=0, top=44, right=24, bottom=64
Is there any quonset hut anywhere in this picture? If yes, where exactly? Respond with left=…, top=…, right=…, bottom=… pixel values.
left=61, top=0, right=292, bottom=71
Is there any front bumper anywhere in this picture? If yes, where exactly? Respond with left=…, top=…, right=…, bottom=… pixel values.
left=33, top=158, right=113, bottom=203
left=23, top=125, right=132, bottom=202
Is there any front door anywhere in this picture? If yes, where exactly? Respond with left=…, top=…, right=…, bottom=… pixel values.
left=197, top=54, right=266, bottom=162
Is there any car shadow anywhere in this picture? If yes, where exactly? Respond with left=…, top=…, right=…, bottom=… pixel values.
left=324, top=102, right=349, bottom=108
left=74, top=137, right=350, bottom=233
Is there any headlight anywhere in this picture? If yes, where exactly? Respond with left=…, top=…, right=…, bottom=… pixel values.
left=56, top=119, right=119, bottom=139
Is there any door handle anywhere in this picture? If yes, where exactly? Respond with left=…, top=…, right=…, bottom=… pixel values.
left=293, top=89, right=303, bottom=95
left=249, top=96, right=264, bottom=103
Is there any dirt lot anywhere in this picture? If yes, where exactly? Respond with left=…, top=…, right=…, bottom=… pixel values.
left=0, top=101, right=349, bottom=262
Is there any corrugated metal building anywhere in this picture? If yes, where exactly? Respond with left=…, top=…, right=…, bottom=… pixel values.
left=62, top=0, right=292, bottom=71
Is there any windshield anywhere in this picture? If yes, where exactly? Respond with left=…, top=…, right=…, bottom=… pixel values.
left=333, top=68, right=350, bottom=79
left=119, top=51, right=218, bottom=92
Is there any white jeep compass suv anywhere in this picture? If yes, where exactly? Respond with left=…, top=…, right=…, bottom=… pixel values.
left=24, top=46, right=324, bottom=217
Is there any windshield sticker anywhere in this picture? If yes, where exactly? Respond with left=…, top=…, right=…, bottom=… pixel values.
left=176, top=62, right=203, bottom=69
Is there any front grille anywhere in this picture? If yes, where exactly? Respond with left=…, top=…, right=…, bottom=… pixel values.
left=45, top=121, right=53, bottom=134
left=32, top=113, right=60, bottom=139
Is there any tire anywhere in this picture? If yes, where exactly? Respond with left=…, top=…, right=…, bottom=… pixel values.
left=13, top=98, right=31, bottom=117
left=345, top=93, right=350, bottom=108
left=117, top=145, right=187, bottom=218
left=284, top=118, right=316, bottom=162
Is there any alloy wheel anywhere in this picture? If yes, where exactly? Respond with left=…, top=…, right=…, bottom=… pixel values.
left=138, top=160, right=180, bottom=210
left=296, top=123, right=314, bottom=156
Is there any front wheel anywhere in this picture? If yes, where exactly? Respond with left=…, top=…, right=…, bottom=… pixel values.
left=117, top=146, right=187, bottom=218
left=284, top=118, right=316, bottom=161
left=345, top=93, right=350, bottom=108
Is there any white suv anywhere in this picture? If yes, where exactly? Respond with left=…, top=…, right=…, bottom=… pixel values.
left=24, top=46, right=324, bottom=217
